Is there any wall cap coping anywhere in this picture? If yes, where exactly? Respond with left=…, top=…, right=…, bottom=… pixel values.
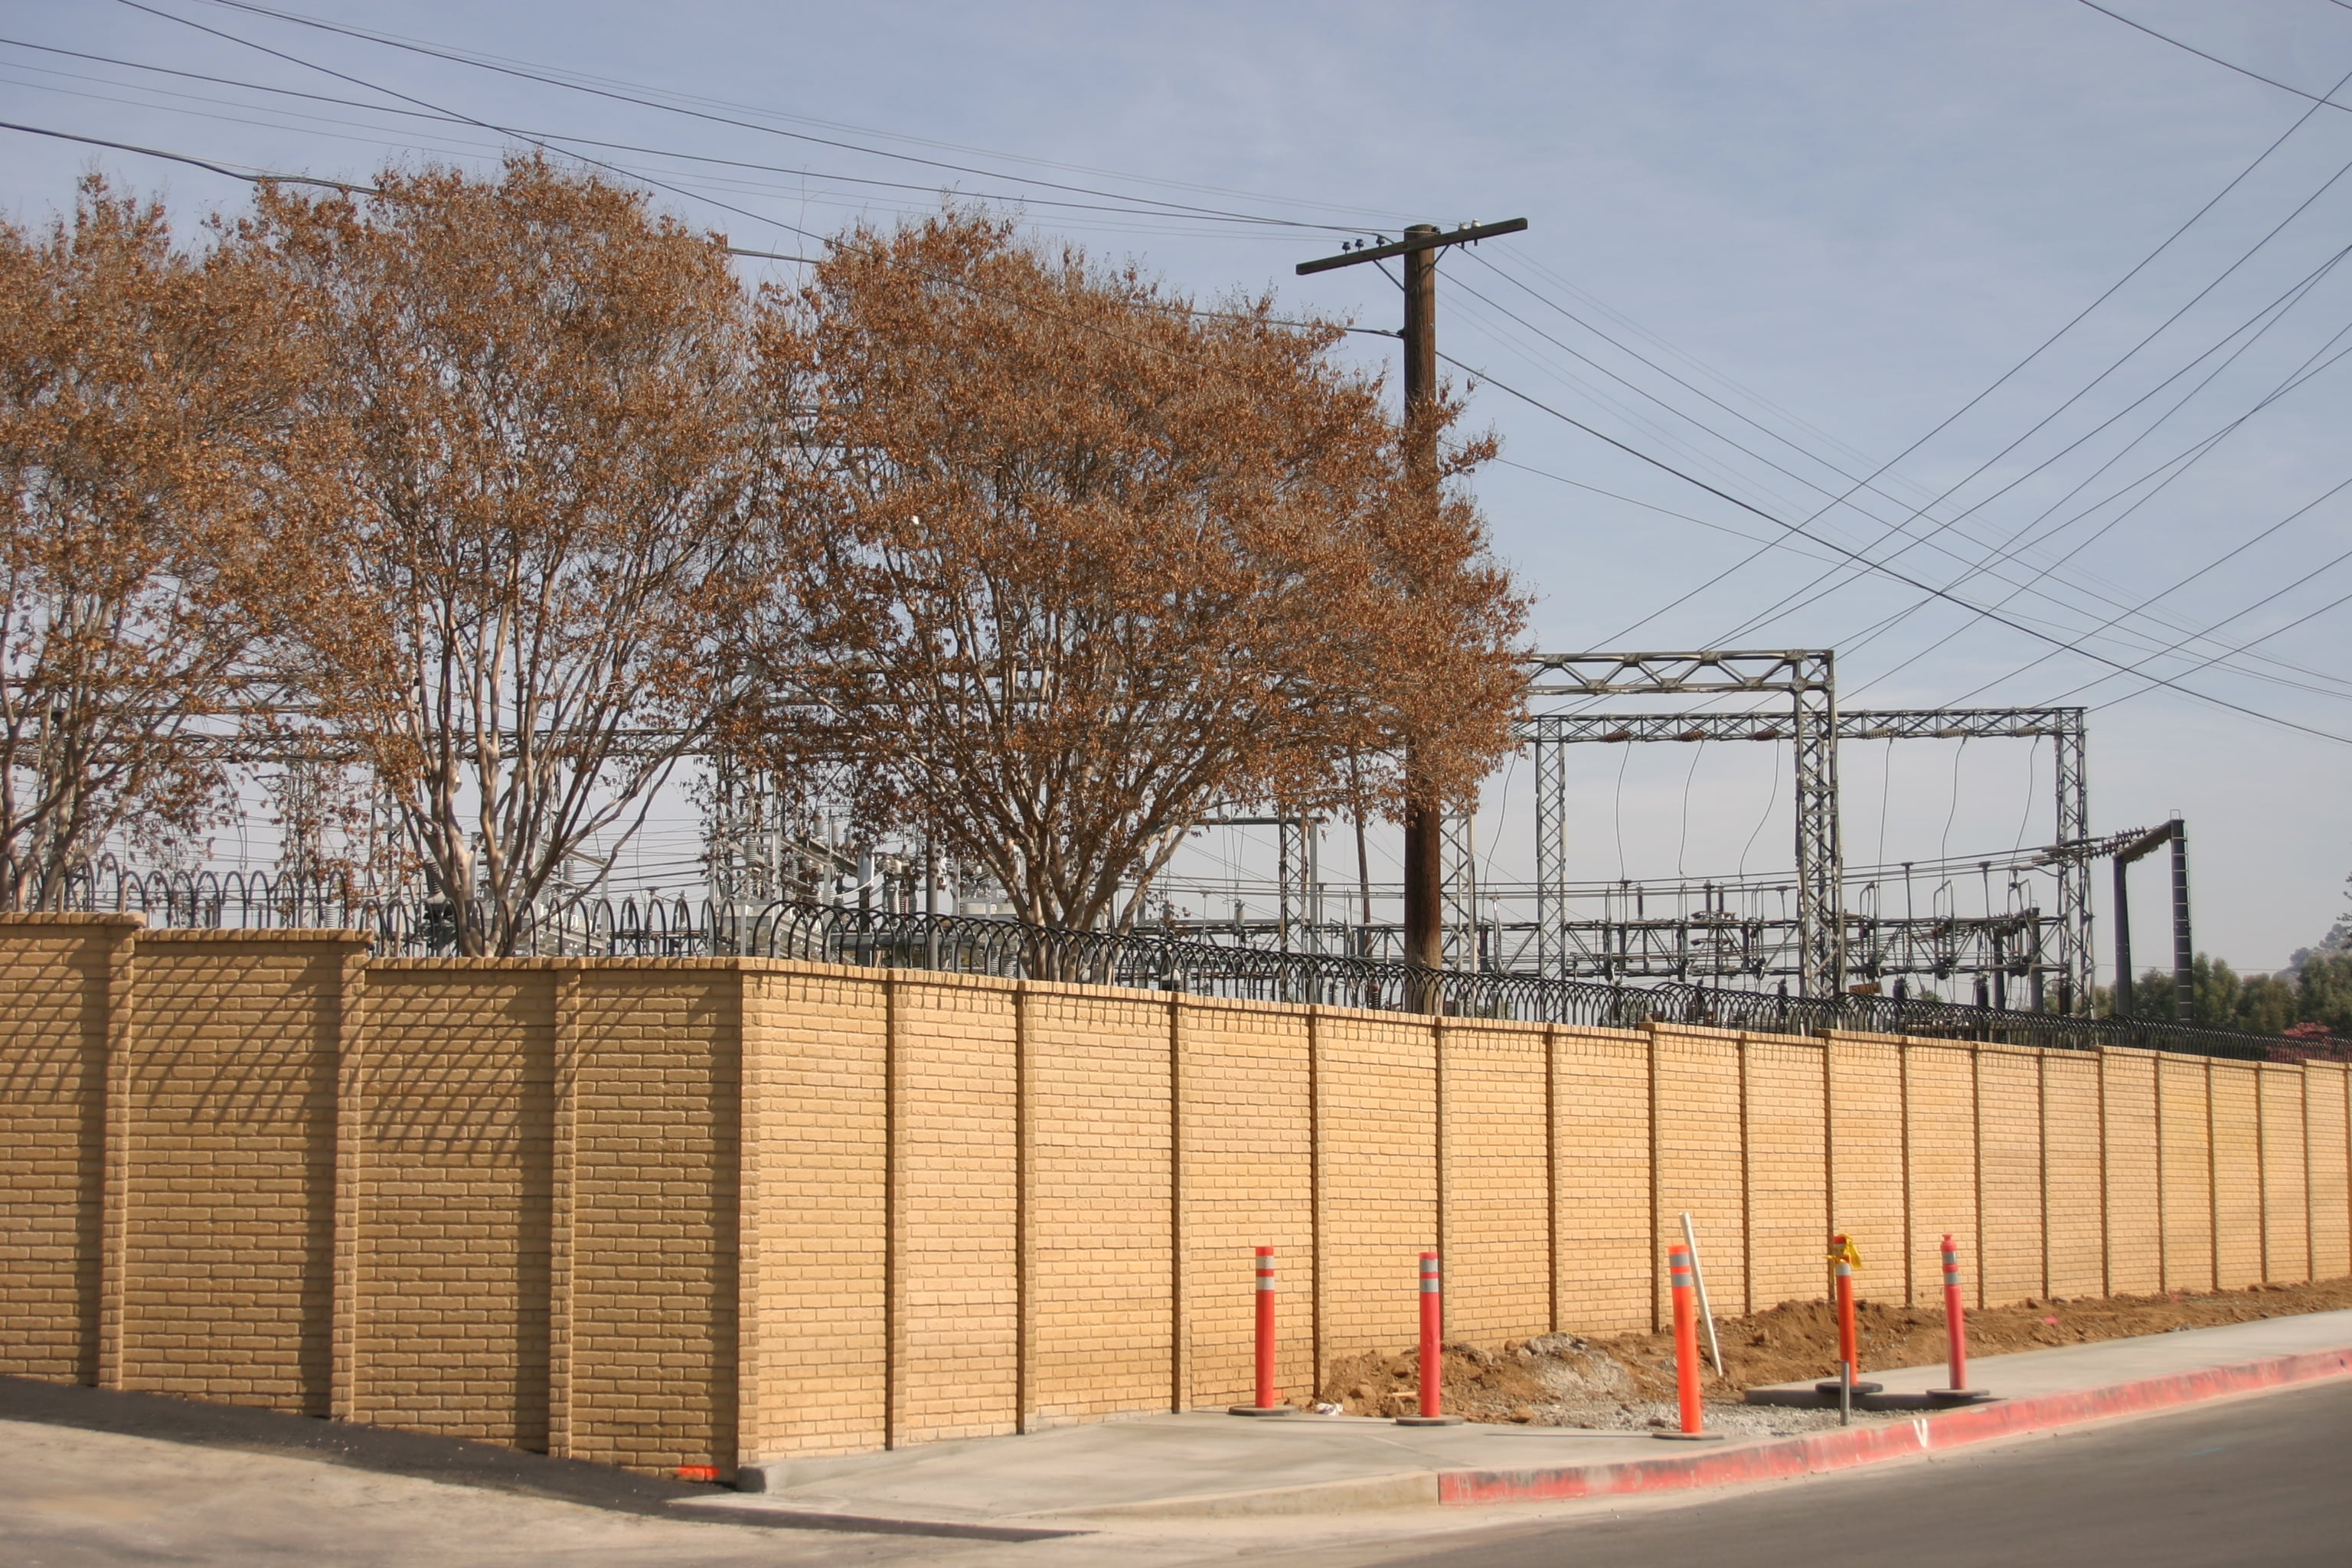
left=0, top=911, right=143, bottom=929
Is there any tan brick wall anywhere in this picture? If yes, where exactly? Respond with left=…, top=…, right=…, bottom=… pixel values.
left=1024, top=988, right=1174, bottom=1425
left=564, top=966, right=740, bottom=1473
left=1316, top=1011, right=1437, bottom=1358
left=1654, top=1025, right=1746, bottom=1321
left=119, top=932, right=357, bottom=1413
left=0, top=919, right=129, bottom=1383
left=2259, top=1066, right=2309, bottom=1284
left=1977, top=1049, right=2043, bottom=1307
left=1550, top=1027, right=1651, bottom=1334
left=2310, top=1064, right=2351, bottom=1282
left=1826, top=1034, right=1906, bottom=1309
left=2210, top=1063, right=2264, bottom=1289
left=889, top=975, right=1021, bottom=1442
left=1743, top=1034, right=1828, bottom=1313
left=351, top=964, right=555, bottom=1449
left=2042, top=1051, right=2105, bottom=1299
left=11, top=918, right=2352, bottom=1474
left=2158, top=1054, right=2213, bottom=1291
left=1442, top=1020, right=1551, bottom=1344
left=740, top=969, right=887, bottom=1460
left=2104, top=1050, right=2162, bottom=1295
left=1177, top=999, right=1312, bottom=1410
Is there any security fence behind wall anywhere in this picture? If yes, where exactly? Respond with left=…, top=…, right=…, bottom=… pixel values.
left=41, top=859, right=2305, bottom=1062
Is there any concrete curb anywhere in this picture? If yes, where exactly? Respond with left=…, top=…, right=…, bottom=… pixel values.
left=1436, top=1344, right=2352, bottom=1506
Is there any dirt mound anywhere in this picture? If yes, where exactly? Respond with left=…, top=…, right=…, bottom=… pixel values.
left=1312, top=1273, right=2352, bottom=1428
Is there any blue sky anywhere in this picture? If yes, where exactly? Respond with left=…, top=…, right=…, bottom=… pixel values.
left=5, top=1, right=2349, bottom=971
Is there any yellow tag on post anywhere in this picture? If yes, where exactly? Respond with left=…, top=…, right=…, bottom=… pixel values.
left=1827, top=1235, right=1863, bottom=1269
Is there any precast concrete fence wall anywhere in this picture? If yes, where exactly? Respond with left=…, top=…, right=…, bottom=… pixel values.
left=3, top=915, right=2348, bottom=1478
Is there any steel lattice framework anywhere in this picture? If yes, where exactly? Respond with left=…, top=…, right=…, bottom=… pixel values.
left=1514, top=651, right=1844, bottom=997
left=1508, top=651, right=2092, bottom=1006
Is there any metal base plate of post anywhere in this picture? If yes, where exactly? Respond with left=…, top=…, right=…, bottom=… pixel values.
left=1227, top=1405, right=1297, bottom=1417
left=1815, top=1380, right=1884, bottom=1396
left=1393, top=1414, right=1465, bottom=1426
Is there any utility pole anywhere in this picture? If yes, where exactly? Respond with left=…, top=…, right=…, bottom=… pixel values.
left=1298, top=218, right=1527, bottom=987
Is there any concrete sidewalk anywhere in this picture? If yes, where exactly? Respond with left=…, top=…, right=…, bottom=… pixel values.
left=692, top=1309, right=2352, bottom=1528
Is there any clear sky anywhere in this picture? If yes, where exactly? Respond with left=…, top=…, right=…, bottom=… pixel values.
left=5, top=0, right=2348, bottom=972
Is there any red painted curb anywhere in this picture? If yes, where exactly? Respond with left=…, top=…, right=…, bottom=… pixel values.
left=1436, top=1345, right=2352, bottom=1506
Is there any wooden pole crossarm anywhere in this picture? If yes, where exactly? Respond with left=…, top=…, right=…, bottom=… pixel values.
left=1294, top=218, right=1530, bottom=276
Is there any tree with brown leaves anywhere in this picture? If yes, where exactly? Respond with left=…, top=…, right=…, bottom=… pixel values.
left=740, top=213, right=1524, bottom=933
left=0, top=178, right=295, bottom=909
left=243, top=156, right=766, bottom=956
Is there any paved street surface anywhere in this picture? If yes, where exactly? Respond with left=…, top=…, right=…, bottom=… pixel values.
left=4, top=1376, right=2347, bottom=1566
left=1306, top=1378, right=2352, bottom=1568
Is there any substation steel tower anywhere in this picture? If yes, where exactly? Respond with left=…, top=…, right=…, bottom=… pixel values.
left=1298, top=217, right=1530, bottom=985
left=1514, top=652, right=2095, bottom=1007
left=1520, top=651, right=1845, bottom=997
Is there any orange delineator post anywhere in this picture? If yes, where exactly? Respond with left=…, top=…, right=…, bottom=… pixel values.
left=1942, top=1233, right=1968, bottom=1391
left=1834, top=1233, right=1858, bottom=1375
left=1228, top=1245, right=1294, bottom=1416
left=1419, top=1251, right=1442, bottom=1418
left=1655, top=1243, right=1723, bottom=1441
left=1393, top=1251, right=1461, bottom=1426
left=1671, top=1244, right=1703, bottom=1433
left=1255, top=1246, right=1278, bottom=1410
left=1927, top=1233, right=1994, bottom=1403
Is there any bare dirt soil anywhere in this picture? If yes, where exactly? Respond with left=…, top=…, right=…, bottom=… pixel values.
left=1313, top=1274, right=2352, bottom=1432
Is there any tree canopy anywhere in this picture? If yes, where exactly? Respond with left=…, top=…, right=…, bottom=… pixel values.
left=733, top=212, right=1525, bottom=930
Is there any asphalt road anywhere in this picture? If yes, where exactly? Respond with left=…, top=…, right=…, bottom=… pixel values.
left=5, top=1374, right=2348, bottom=1566
left=1341, top=1378, right=2352, bottom=1568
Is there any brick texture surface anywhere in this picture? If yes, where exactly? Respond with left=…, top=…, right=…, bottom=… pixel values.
left=1653, top=1027, right=1746, bottom=1321
left=1743, top=1036, right=1828, bottom=1314
left=1178, top=1000, right=1312, bottom=1410
left=0, top=922, right=126, bottom=1383
left=1442, top=1021, right=1551, bottom=1345
left=3, top=920, right=2344, bottom=1472
left=354, top=965, right=554, bottom=1448
left=1550, top=1028, right=1651, bottom=1334
left=2105, top=1050, right=2163, bottom=1295
left=1826, top=1036, right=1906, bottom=1312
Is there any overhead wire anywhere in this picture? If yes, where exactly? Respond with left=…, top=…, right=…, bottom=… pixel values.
left=174, top=0, right=1382, bottom=235
left=0, top=37, right=1385, bottom=238
left=1834, top=265, right=2352, bottom=701
left=1586, top=50, right=2352, bottom=646
left=1436, top=348, right=2352, bottom=744
left=1463, top=237, right=2352, bottom=694
left=1713, top=145, right=2352, bottom=649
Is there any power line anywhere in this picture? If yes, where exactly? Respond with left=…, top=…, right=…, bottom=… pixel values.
left=1462, top=237, right=2352, bottom=695
left=0, top=37, right=1390, bottom=236
left=2078, top=2, right=2352, bottom=113
left=1439, top=348, right=2351, bottom=746
left=178, top=0, right=1377, bottom=235
left=1846, top=317, right=2352, bottom=704
left=1714, top=152, right=2352, bottom=650
left=1591, top=48, right=2352, bottom=645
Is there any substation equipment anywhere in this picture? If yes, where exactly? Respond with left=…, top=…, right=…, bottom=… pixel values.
left=1165, top=650, right=2187, bottom=1012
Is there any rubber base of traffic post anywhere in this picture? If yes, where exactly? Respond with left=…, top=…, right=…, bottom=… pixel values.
left=1815, top=1380, right=1883, bottom=1396
left=1650, top=1430, right=1725, bottom=1442
left=1394, top=1414, right=1465, bottom=1426
left=1227, top=1406, right=1297, bottom=1417
left=1924, top=1388, right=1998, bottom=1404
